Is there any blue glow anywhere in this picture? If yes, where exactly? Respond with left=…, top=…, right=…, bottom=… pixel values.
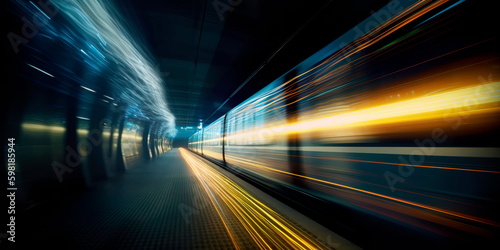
left=53, top=0, right=176, bottom=137
left=30, top=1, right=51, bottom=20
left=89, top=44, right=105, bottom=59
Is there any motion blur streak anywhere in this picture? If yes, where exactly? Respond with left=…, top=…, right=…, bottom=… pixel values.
left=189, top=0, right=499, bottom=246
left=21, top=123, right=66, bottom=133
left=283, top=82, right=500, bottom=134
left=230, top=154, right=498, bottom=227
left=196, top=81, right=500, bottom=144
left=27, top=63, right=55, bottom=77
left=52, top=0, right=176, bottom=136
left=179, top=148, right=330, bottom=249
left=266, top=152, right=500, bottom=173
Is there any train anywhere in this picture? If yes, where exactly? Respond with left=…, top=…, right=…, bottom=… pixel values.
left=189, top=0, right=500, bottom=248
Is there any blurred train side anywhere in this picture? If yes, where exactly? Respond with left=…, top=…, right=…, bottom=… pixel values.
left=189, top=0, right=500, bottom=248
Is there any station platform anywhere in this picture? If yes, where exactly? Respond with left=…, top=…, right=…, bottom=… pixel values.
left=17, top=148, right=356, bottom=249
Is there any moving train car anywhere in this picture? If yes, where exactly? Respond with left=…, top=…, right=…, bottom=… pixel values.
left=5, top=0, right=174, bottom=211
left=189, top=0, right=500, bottom=248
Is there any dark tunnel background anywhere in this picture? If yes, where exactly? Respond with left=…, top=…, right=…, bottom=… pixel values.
left=3, top=0, right=500, bottom=249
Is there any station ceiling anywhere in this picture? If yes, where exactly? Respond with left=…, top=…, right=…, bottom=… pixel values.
left=119, top=0, right=390, bottom=133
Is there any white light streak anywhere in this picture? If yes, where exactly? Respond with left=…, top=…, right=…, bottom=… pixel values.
left=103, top=95, right=114, bottom=100
left=30, top=1, right=51, bottom=20
left=80, top=85, right=96, bottom=93
left=76, top=116, right=90, bottom=120
left=27, top=63, right=54, bottom=77
left=54, top=0, right=177, bottom=136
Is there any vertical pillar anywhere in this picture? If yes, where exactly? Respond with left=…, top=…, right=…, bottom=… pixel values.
left=284, top=70, right=304, bottom=187
left=222, top=114, right=227, bottom=164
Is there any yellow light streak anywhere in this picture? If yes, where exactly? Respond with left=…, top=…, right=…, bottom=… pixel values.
left=179, top=148, right=331, bottom=249
left=21, top=123, right=66, bottom=132
left=194, top=82, right=500, bottom=145
left=283, top=82, right=500, bottom=134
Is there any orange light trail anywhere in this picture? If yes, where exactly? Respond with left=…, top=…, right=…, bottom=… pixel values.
left=224, top=154, right=500, bottom=227
left=179, top=148, right=332, bottom=249
left=272, top=153, right=500, bottom=174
